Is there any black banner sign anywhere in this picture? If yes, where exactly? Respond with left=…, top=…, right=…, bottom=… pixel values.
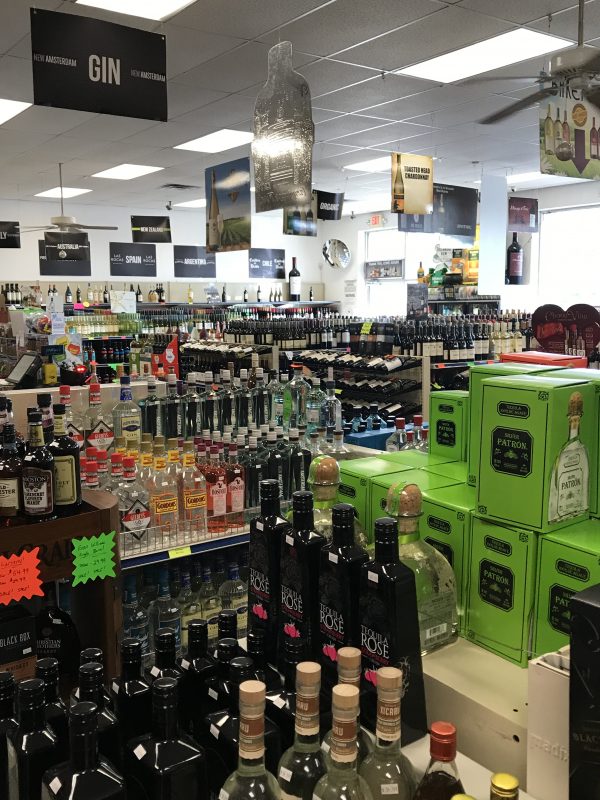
left=316, top=190, right=344, bottom=220
left=39, top=240, right=91, bottom=277
left=173, top=245, right=216, bottom=278
left=508, top=196, right=538, bottom=233
left=110, top=242, right=156, bottom=277
left=44, top=231, right=90, bottom=262
left=31, top=8, right=167, bottom=122
left=248, top=248, right=285, bottom=279
left=131, top=215, right=172, bottom=244
left=0, top=221, right=20, bottom=249
left=399, top=183, right=478, bottom=238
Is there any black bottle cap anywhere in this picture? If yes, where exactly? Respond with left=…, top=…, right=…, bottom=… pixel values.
left=152, top=677, right=178, bottom=707
left=0, top=398, right=6, bottom=411
left=259, top=479, right=280, bottom=500
left=218, top=610, right=237, bottom=638
left=27, top=411, right=42, bottom=423
left=80, top=647, right=103, bottom=666
left=246, top=629, right=265, bottom=657
left=372, top=421, right=381, bottom=430
left=70, top=702, right=98, bottom=734
left=120, top=638, right=142, bottom=663
left=0, top=671, right=15, bottom=701
left=35, top=657, right=59, bottom=683
left=79, top=661, right=103, bottom=691
left=228, top=657, right=254, bottom=685
left=284, top=636, right=305, bottom=660
left=332, top=503, right=355, bottom=526
left=17, top=678, right=45, bottom=709
left=154, top=628, right=176, bottom=653
left=52, top=403, right=66, bottom=415
left=188, top=619, right=208, bottom=648
left=37, top=393, right=52, bottom=406
left=358, top=423, right=367, bottom=433
left=369, top=405, right=377, bottom=412
left=374, top=517, right=397, bottom=541
left=292, top=490, right=313, bottom=512
left=217, top=638, right=238, bottom=663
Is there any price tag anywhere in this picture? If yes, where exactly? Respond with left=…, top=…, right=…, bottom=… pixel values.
left=381, top=784, right=399, bottom=795
left=134, top=744, right=146, bottom=760
left=150, top=666, right=160, bottom=678
left=208, top=688, right=218, bottom=700
left=360, top=322, right=372, bottom=335
left=0, top=548, right=43, bottom=606
left=210, top=724, right=220, bottom=739
left=285, top=534, right=294, bottom=547
left=368, top=571, right=379, bottom=584
left=112, top=681, right=120, bottom=694
left=49, top=778, right=62, bottom=794
left=71, top=532, right=116, bottom=586
left=279, top=767, right=293, bottom=782
left=271, top=694, right=286, bottom=709
left=168, top=546, right=192, bottom=560
left=329, top=553, right=339, bottom=564
left=180, top=659, right=190, bottom=671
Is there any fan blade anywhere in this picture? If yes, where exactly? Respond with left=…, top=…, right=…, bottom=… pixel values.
left=460, top=75, right=548, bottom=85
left=21, top=226, right=57, bottom=233
left=479, top=87, right=557, bottom=124
left=75, top=224, right=119, bottom=230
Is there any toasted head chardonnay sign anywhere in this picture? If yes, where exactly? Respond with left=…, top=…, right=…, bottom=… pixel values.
left=391, top=153, right=434, bottom=215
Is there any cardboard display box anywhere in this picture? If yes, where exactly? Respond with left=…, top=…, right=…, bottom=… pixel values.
left=429, top=389, right=470, bottom=462
left=338, top=457, right=412, bottom=534
left=422, top=462, right=469, bottom=484
left=377, top=450, right=455, bottom=469
left=465, top=516, right=538, bottom=667
left=478, top=374, right=594, bottom=533
left=499, top=351, right=587, bottom=368
left=533, top=519, right=600, bottom=657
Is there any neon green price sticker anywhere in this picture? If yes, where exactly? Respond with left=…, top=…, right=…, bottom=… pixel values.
left=360, top=322, right=372, bottom=334
left=168, top=546, right=192, bottom=560
left=72, top=531, right=116, bottom=586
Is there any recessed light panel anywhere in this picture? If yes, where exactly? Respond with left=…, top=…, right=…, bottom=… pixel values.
left=345, top=156, right=391, bottom=173
left=174, top=129, right=254, bottom=153
left=35, top=187, right=92, bottom=199
left=173, top=199, right=207, bottom=208
left=76, top=0, right=196, bottom=21
left=92, top=163, right=164, bottom=180
left=0, top=99, right=31, bottom=125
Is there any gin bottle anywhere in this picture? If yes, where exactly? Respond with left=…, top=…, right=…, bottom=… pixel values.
left=118, top=456, right=151, bottom=545
left=197, top=566, right=222, bottom=649
left=148, top=567, right=182, bottom=653
left=149, top=446, right=179, bottom=533
left=84, top=383, right=114, bottom=451
left=112, top=376, right=141, bottom=452
left=384, top=482, right=458, bottom=655
left=122, top=573, right=151, bottom=661
left=284, top=365, right=310, bottom=430
left=109, top=639, right=152, bottom=746
left=548, top=390, right=590, bottom=522
left=219, top=562, right=248, bottom=639
left=179, top=441, right=207, bottom=530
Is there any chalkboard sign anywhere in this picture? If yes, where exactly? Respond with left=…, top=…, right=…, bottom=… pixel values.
left=248, top=248, right=285, bottom=279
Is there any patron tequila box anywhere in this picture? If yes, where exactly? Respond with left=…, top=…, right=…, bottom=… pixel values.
left=370, top=469, right=462, bottom=537
left=478, top=374, right=594, bottom=533
left=338, top=457, right=412, bottom=532
left=421, top=484, right=477, bottom=631
left=422, top=461, right=468, bottom=483
left=465, top=516, right=538, bottom=667
left=429, top=390, right=469, bottom=461
left=533, top=519, right=600, bottom=657
left=377, top=450, right=455, bottom=469
left=467, top=362, right=565, bottom=489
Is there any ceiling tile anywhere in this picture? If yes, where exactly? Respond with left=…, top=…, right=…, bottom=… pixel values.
left=296, top=60, right=377, bottom=97
left=332, top=119, right=436, bottom=147
left=312, top=73, right=429, bottom=113
left=313, top=142, right=363, bottom=160
left=316, top=114, right=397, bottom=141
left=528, top=2, right=600, bottom=41
left=167, top=83, right=228, bottom=119
left=404, top=95, right=534, bottom=127
left=64, top=114, right=157, bottom=142
left=457, top=0, right=579, bottom=25
left=0, top=56, right=34, bottom=101
left=163, top=23, right=246, bottom=79
left=0, top=0, right=61, bottom=56
left=361, top=84, right=508, bottom=122
left=175, top=95, right=255, bottom=130
left=3, top=105, right=94, bottom=135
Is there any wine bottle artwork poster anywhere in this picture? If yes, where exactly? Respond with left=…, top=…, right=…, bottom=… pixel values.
left=205, top=157, right=251, bottom=253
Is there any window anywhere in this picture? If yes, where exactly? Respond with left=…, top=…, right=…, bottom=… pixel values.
left=365, top=228, right=406, bottom=265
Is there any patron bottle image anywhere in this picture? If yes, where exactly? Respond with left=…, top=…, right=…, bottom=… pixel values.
left=413, top=721, right=464, bottom=800
left=549, top=391, right=590, bottom=522
left=22, top=410, right=55, bottom=522
left=41, top=702, right=126, bottom=800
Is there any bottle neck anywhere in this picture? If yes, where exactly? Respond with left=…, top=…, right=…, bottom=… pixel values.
left=0, top=695, right=14, bottom=720
left=18, top=704, right=45, bottom=733
left=42, top=678, right=60, bottom=705
left=332, top=523, right=354, bottom=548
left=293, top=507, right=314, bottom=532
left=293, top=686, right=321, bottom=751
left=153, top=701, right=179, bottom=741
left=79, top=682, right=104, bottom=710
left=375, top=535, right=399, bottom=563
left=260, top=495, right=281, bottom=517
left=122, top=659, right=143, bottom=682
left=237, top=706, right=267, bottom=776
left=156, top=649, right=176, bottom=669
left=70, top=729, right=99, bottom=772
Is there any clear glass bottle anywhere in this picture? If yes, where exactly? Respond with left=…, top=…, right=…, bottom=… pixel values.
left=112, top=376, right=141, bottom=452
left=403, top=430, right=416, bottom=450
left=139, top=377, right=163, bottom=438
left=84, top=383, right=115, bottom=452
left=252, top=369, right=270, bottom=429
left=219, top=369, right=236, bottom=432
left=198, top=565, right=223, bottom=650
left=385, top=418, right=407, bottom=452
left=220, top=680, right=280, bottom=800
left=320, top=380, right=343, bottom=436
left=359, top=667, right=415, bottom=800
left=148, top=567, right=182, bottom=653
left=328, top=430, right=354, bottom=460
left=118, top=456, right=151, bottom=544
left=59, top=385, right=85, bottom=450
left=548, top=390, right=590, bottom=522
left=307, top=456, right=368, bottom=550
left=415, top=428, right=429, bottom=453
left=179, top=441, right=207, bottom=530
left=122, top=573, right=151, bottom=663
left=314, top=684, right=373, bottom=800
left=149, top=445, right=179, bottom=534
left=385, top=481, right=458, bottom=655
left=244, top=436, right=265, bottom=509
left=203, top=445, right=228, bottom=534
left=284, top=366, right=310, bottom=431
left=413, top=721, right=464, bottom=800
left=163, top=372, right=183, bottom=439
left=219, top=562, right=248, bottom=639
left=277, top=662, right=326, bottom=800
left=365, top=405, right=382, bottom=431
left=270, top=372, right=288, bottom=428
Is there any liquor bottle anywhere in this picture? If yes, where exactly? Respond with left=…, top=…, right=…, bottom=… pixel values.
left=148, top=568, right=183, bottom=654
left=417, top=262, right=425, bottom=283
left=75, top=286, right=82, bottom=303
left=84, top=384, right=115, bottom=451
left=163, top=372, right=182, bottom=439
left=146, top=628, right=184, bottom=690
left=265, top=636, right=307, bottom=752
left=37, top=393, right=54, bottom=444
left=358, top=667, right=415, bottom=800
left=122, top=573, right=151, bottom=662
left=246, top=629, right=282, bottom=693
left=264, top=430, right=288, bottom=500
left=359, top=516, right=427, bottom=744
left=178, top=619, right=216, bottom=735
left=544, top=105, right=554, bottom=154
left=0, top=672, right=16, bottom=800
left=320, top=380, right=343, bottom=436
left=136, top=284, right=143, bottom=302
left=87, top=283, right=94, bottom=303
left=248, top=479, right=291, bottom=662
left=392, top=155, right=404, bottom=213
left=125, top=676, right=207, bottom=798
left=289, top=257, right=301, bottom=301
left=385, top=418, right=407, bottom=452
left=306, top=379, right=325, bottom=437
left=221, top=285, right=227, bottom=302
left=319, top=504, right=369, bottom=690
left=0, top=423, right=22, bottom=523
left=179, top=442, right=207, bottom=528
left=64, top=285, right=73, bottom=304
left=592, top=116, right=599, bottom=159
left=22, top=410, right=55, bottom=522
left=203, top=638, right=239, bottom=715
left=118, top=456, right=152, bottom=546
left=198, top=565, right=223, bottom=650
left=110, top=638, right=152, bottom=746
left=490, top=773, right=519, bottom=799
left=49, top=404, right=82, bottom=515
left=77, top=661, right=121, bottom=770
left=413, top=722, right=464, bottom=800
left=204, top=445, right=227, bottom=534
left=219, top=369, right=236, bottom=432
left=8, top=678, right=58, bottom=800
left=35, top=658, right=68, bottom=761
left=59, top=386, right=85, bottom=449
left=70, top=648, right=114, bottom=710
left=506, top=233, right=523, bottom=285
left=548, top=391, right=590, bottom=522
left=149, top=445, right=179, bottom=534
left=279, top=491, right=325, bottom=658
left=307, top=456, right=368, bottom=549
left=35, top=584, right=81, bottom=697
left=103, top=285, right=110, bottom=303
left=220, top=679, right=279, bottom=800
left=138, top=378, right=163, bottom=437
left=219, top=562, right=248, bottom=639
left=112, top=376, right=141, bottom=452
left=313, top=684, right=372, bottom=800
left=284, top=365, right=309, bottom=430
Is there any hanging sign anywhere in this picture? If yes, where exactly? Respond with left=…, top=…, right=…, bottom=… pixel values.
left=71, top=531, right=116, bottom=586
left=110, top=242, right=156, bottom=277
left=44, top=231, right=90, bottom=262
left=39, top=240, right=91, bottom=277
left=508, top=197, right=539, bottom=233
left=173, top=245, right=216, bottom=278
left=391, top=153, right=434, bottom=215
left=0, top=221, right=21, bottom=249
left=0, top=548, right=43, bottom=606
left=399, top=183, right=478, bottom=238
left=531, top=303, right=600, bottom=358
left=316, top=190, right=344, bottom=220
left=205, top=157, right=251, bottom=253
left=540, top=82, right=600, bottom=179
left=249, top=248, right=285, bottom=279
left=131, top=215, right=172, bottom=244
left=30, top=9, right=167, bottom=121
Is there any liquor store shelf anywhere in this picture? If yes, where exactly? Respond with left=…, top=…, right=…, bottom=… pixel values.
left=293, top=355, right=422, bottom=377
left=62, top=301, right=340, bottom=310
left=427, top=295, right=501, bottom=304
left=431, top=359, right=495, bottom=369
left=120, top=530, right=250, bottom=570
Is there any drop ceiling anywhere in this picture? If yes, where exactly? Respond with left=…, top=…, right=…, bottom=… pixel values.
left=0, top=0, right=596, bottom=208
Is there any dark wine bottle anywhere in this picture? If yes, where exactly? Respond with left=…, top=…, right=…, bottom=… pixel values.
left=177, top=619, right=216, bottom=736
left=506, top=232, right=523, bottom=285
left=109, top=639, right=152, bottom=747
left=22, top=411, right=55, bottom=522
left=203, top=638, right=238, bottom=716
left=289, top=257, right=301, bottom=301
left=49, top=404, right=82, bottom=515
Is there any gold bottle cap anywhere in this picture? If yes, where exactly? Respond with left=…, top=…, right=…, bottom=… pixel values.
left=239, top=680, right=265, bottom=704
left=491, top=773, right=519, bottom=795
left=332, top=683, right=359, bottom=711
left=153, top=443, right=165, bottom=455
left=182, top=440, right=194, bottom=453
left=337, top=647, right=361, bottom=670
left=167, top=437, right=179, bottom=450
left=385, top=481, right=422, bottom=518
left=140, top=442, right=152, bottom=453
left=142, top=433, right=153, bottom=443
left=450, top=796, right=477, bottom=800
left=115, top=436, right=126, bottom=450
left=568, top=391, right=584, bottom=416
left=296, top=661, right=321, bottom=686
left=377, top=666, right=402, bottom=690
left=307, top=455, right=340, bottom=486
left=153, top=436, right=165, bottom=446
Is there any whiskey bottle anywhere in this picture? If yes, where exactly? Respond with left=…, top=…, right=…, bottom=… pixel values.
left=0, top=423, right=22, bottom=523
left=125, top=677, right=207, bottom=799
left=50, top=404, right=82, bottom=515
left=22, top=411, right=55, bottom=522
left=548, top=391, right=590, bottom=522
left=35, top=658, right=68, bottom=761
left=313, top=684, right=372, bottom=800
left=8, top=678, right=58, bottom=800
left=110, top=639, right=152, bottom=747
left=78, top=662, right=122, bottom=770
left=178, top=619, right=216, bottom=736
left=0, top=672, right=17, bottom=799
left=41, top=702, right=126, bottom=800
left=413, top=721, right=464, bottom=800
left=277, top=662, right=326, bottom=800
left=219, top=679, right=279, bottom=800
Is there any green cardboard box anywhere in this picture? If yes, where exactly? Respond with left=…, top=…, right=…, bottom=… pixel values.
left=429, top=390, right=470, bottom=461
left=421, top=484, right=477, bottom=632
left=465, top=516, right=538, bottom=667
left=422, top=462, right=469, bottom=483
left=377, top=450, right=455, bottom=469
left=533, top=519, right=600, bottom=657
left=467, top=362, right=565, bottom=488
left=370, top=469, right=462, bottom=540
left=338, top=458, right=412, bottom=540
left=478, top=374, right=594, bottom=533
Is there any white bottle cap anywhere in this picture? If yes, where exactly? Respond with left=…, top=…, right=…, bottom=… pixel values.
left=267, top=431, right=276, bottom=442
left=240, top=368, right=248, bottom=379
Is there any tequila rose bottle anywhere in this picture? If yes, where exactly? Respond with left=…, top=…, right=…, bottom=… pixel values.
left=204, top=445, right=228, bottom=534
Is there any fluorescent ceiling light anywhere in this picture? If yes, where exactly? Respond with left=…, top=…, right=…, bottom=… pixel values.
left=397, top=28, right=571, bottom=84
left=173, top=198, right=206, bottom=208
left=175, top=129, right=254, bottom=153
left=76, top=0, right=195, bottom=21
left=507, top=171, right=549, bottom=184
left=0, top=99, right=31, bottom=125
left=35, top=187, right=92, bottom=199
left=345, top=156, right=391, bottom=173
left=92, top=163, right=164, bottom=180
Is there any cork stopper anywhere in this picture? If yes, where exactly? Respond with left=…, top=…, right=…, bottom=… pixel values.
left=296, top=661, right=321, bottom=687
left=332, top=683, right=359, bottom=711
left=568, top=391, right=584, bottom=417
left=377, top=666, right=402, bottom=690
left=308, top=455, right=340, bottom=486
left=239, top=679, right=265, bottom=705
left=385, top=481, right=423, bottom=519
left=337, top=647, right=361, bottom=671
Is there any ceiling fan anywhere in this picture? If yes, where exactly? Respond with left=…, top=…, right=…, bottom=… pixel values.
left=476, top=0, right=600, bottom=124
left=22, top=163, right=118, bottom=233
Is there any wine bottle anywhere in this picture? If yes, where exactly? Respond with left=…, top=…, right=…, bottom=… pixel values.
left=49, top=403, right=82, bottom=515
left=289, top=257, right=301, bottom=301
left=506, top=232, right=523, bottom=285
left=78, top=662, right=122, bottom=770
left=64, top=285, right=72, bottom=304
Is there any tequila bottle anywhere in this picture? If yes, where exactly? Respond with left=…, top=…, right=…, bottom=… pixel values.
left=413, top=721, right=464, bottom=800
left=112, top=376, right=141, bottom=452
left=308, top=456, right=368, bottom=550
left=84, top=383, right=114, bottom=451
left=548, top=391, right=590, bottom=522
left=284, top=366, right=310, bottom=431
left=148, top=567, right=182, bottom=653
left=385, top=418, right=407, bottom=452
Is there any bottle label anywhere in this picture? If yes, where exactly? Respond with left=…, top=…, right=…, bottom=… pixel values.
left=479, top=559, right=514, bottom=611
left=436, top=420, right=456, bottom=448
left=184, top=488, right=207, bottom=512
left=53, top=455, right=78, bottom=505
left=87, top=420, right=114, bottom=450
left=228, top=476, right=245, bottom=512
left=295, top=692, right=320, bottom=736
left=509, top=251, right=523, bottom=277
left=236, top=605, right=248, bottom=634
left=206, top=614, right=219, bottom=643
left=376, top=696, right=401, bottom=741
left=249, top=567, right=270, bottom=619
left=66, top=422, right=85, bottom=449
left=209, top=479, right=227, bottom=516
left=290, top=275, right=301, bottom=296
left=239, top=712, right=265, bottom=760
left=490, top=427, right=532, bottom=477
left=307, top=409, right=319, bottom=423
left=152, top=493, right=178, bottom=523
left=23, top=467, right=53, bottom=514
left=330, top=717, right=357, bottom=763
left=120, top=413, right=141, bottom=444
left=0, top=479, right=19, bottom=510
left=122, top=499, right=152, bottom=534
left=128, top=621, right=150, bottom=655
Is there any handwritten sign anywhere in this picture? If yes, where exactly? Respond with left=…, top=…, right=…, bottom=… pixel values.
left=0, top=548, right=43, bottom=605
left=110, top=291, right=137, bottom=315
left=72, top=531, right=116, bottom=586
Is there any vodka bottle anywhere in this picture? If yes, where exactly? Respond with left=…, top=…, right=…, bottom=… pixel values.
left=112, top=376, right=141, bottom=452
left=320, top=380, right=343, bottom=436
left=270, top=373, right=288, bottom=428
left=284, top=366, right=310, bottom=431
left=198, top=566, right=222, bottom=649
left=218, top=562, right=248, bottom=639
left=252, top=369, right=270, bottom=428
left=84, top=383, right=114, bottom=451
left=148, top=566, right=182, bottom=653
left=139, top=377, right=163, bottom=437
left=306, top=379, right=326, bottom=436
left=386, top=418, right=408, bottom=452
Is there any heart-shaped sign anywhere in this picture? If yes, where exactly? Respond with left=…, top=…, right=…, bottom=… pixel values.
left=531, top=303, right=600, bottom=357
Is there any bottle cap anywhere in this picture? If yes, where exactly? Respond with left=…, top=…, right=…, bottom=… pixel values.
left=490, top=773, right=520, bottom=796
left=246, top=629, right=265, bottom=657
left=123, top=456, right=136, bottom=468
left=80, top=647, right=103, bottom=665
left=288, top=428, right=299, bottom=439
left=228, top=657, right=254, bottom=685
left=96, top=449, right=108, bottom=461
left=296, top=661, right=320, bottom=687
left=307, top=455, right=339, bottom=486
left=86, top=446, right=98, bottom=460
left=219, top=610, right=238, bottom=636
left=376, top=666, right=402, bottom=690
left=27, top=411, right=42, bottom=423
left=284, top=636, right=305, bottom=660
left=210, top=445, right=219, bottom=455
left=52, top=403, right=65, bottom=415
left=414, top=414, right=423, bottom=425
left=37, top=393, right=52, bottom=406
left=17, top=678, right=45, bottom=710
left=152, top=676, right=178, bottom=701
left=115, top=436, right=126, bottom=450
left=332, top=503, right=355, bottom=526
left=292, top=490, right=313, bottom=512
left=111, top=452, right=123, bottom=464
left=267, top=431, right=276, bottom=442
left=259, top=478, right=280, bottom=500
left=35, top=657, right=59, bottom=683
left=120, top=638, right=142, bottom=663
left=183, top=441, right=194, bottom=453
left=385, top=482, right=422, bottom=519
left=120, top=376, right=130, bottom=385
left=332, top=683, right=359, bottom=711
left=86, top=461, right=98, bottom=473
left=374, top=517, right=397, bottom=541
left=154, top=628, right=176, bottom=653
left=70, top=701, right=98, bottom=734
left=167, top=438, right=178, bottom=450
left=188, top=618, right=208, bottom=646
left=217, top=638, right=238, bottom=662
left=79, top=661, right=103, bottom=690
left=0, top=671, right=15, bottom=701
left=429, top=720, right=457, bottom=762
left=239, top=679, right=265, bottom=705
left=59, top=385, right=71, bottom=397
